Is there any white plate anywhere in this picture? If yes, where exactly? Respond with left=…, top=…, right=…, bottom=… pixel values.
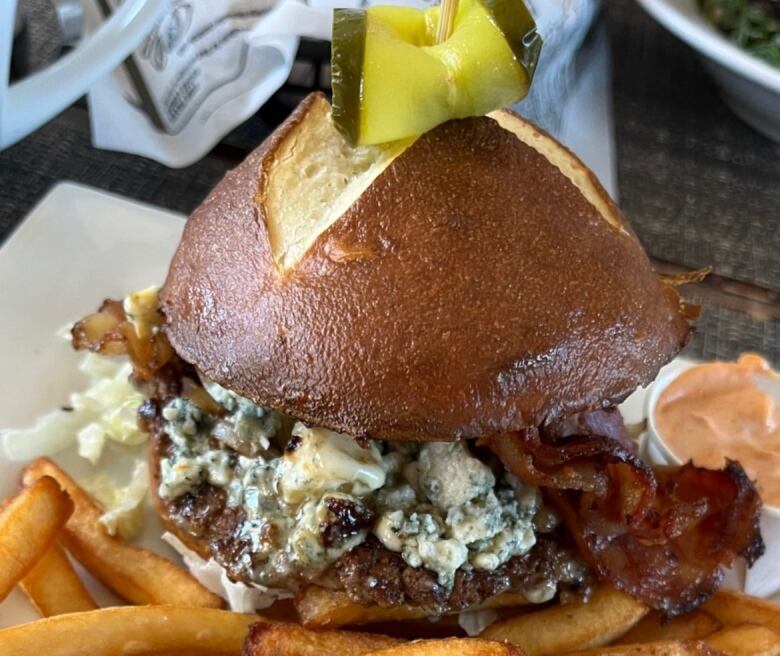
left=0, top=182, right=767, bottom=627
left=0, top=182, right=185, bottom=628
left=636, top=0, right=780, bottom=142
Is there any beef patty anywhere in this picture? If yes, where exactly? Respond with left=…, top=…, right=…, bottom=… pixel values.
left=147, top=408, right=590, bottom=613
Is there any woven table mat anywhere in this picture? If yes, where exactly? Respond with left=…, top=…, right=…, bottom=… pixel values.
left=1, top=1, right=779, bottom=364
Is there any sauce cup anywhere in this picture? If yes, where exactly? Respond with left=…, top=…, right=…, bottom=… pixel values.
left=644, top=358, right=780, bottom=520
left=643, top=357, right=780, bottom=601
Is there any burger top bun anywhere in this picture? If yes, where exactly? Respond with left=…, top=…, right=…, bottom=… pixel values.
left=160, top=93, right=693, bottom=442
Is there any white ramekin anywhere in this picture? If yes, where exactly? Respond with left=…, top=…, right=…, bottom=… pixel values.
left=643, top=359, right=780, bottom=518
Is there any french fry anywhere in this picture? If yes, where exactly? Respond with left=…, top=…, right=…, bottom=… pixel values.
left=296, top=587, right=432, bottom=628
left=0, top=477, right=72, bottom=603
left=703, top=590, right=780, bottom=634
left=22, top=457, right=222, bottom=608
left=363, top=638, right=523, bottom=656
left=19, top=542, right=97, bottom=616
left=243, top=622, right=403, bottom=656
left=565, top=640, right=712, bottom=655
left=353, top=616, right=466, bottom=640
left=296, top=586, right=530, bottom=628
left=0, top=606, right=258, bottom=656
left=703, top=624, right=780, bottom=656
left=615, top=610, right=722, bottom=644
left=480, top=585, right=648, bottom=656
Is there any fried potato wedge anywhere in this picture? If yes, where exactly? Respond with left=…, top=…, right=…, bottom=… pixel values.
left=704, top=624, right=780, bottom=656
left=0, top=477, right=72, bottom=603
left=22, top=458, right=221, bottom=608
left=480, top=585, right=648, bottom=656
left=616, top=610, right=721, bottom=644
left=243, top=621, right=402, bottom=656
left=566, top=640, right=714, bottom=655
left=704, top=590, right=780, bottom=634
left=296, top=586, right=529, bottom=628
left=19, top=542, right=96, bottom=616
left=362, top=638, right=523, bottom=656
left=0, top=606, right=258, bottom=656
left=295, top=587, right=429, bottom=627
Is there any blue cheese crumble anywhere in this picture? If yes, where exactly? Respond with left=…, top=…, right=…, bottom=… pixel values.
left=375, top=442, right=539, bottom=587
left=158, top=387, right=542, bottom=590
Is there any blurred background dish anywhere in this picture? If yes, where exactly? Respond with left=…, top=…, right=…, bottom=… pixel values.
left=636, top=0, right=780, bottom=141
left=699, top=0, right=779, bottom=69
left=1, top=0, right=164, bottom=149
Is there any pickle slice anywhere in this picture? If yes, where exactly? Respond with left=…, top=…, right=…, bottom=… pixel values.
left=331, top=0, right=541, bottom=146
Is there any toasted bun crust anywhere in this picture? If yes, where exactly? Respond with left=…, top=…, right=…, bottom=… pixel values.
left=160, top=93, right=692, bottom=441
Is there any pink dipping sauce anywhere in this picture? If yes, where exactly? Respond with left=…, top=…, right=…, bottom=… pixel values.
left=654, top=353, right=780, bottom=507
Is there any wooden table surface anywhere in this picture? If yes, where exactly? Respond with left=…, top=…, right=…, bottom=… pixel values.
left=1, top=0, right=779, bottom=364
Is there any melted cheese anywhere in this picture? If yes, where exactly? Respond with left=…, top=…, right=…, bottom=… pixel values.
left=279, top=424, right=386, bottom=504
left=157, top=389, right=549, bottom=592
left=123, top=285, right=162, bottom=338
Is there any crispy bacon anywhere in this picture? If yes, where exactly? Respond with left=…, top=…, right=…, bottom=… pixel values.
left=483, top=428, right=656, bottom=524
left=482, top=427, right=764, bottom=616
left=71, top=299, right=209, bottom=408
left=546, top=408, right=638, bottom=453
left=72, top=299, right=174, bottom=381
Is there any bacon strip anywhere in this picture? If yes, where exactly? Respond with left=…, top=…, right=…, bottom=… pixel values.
left=546, top=408, right=638, bottom=453
left=483, top=428, right=656, bottom=526
left=482, top=426, right=764, bottom=617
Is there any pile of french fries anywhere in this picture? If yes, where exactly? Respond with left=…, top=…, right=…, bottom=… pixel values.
left=0, top=457, right=252, bottom=656
left=247, top=587, right=780, bottom=656
left=1, top=456, right=780, bottom=656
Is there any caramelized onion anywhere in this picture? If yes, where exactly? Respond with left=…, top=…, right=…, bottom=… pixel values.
left=71, top=299, right=204, bottom=404
left=72, top=300, right=174, bottom=379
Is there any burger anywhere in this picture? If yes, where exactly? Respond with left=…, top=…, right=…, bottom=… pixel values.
left=72, top=93, right=763, bottom=621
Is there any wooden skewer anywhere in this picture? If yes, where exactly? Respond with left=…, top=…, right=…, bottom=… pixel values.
left=436, top=0, right=459, bottom=44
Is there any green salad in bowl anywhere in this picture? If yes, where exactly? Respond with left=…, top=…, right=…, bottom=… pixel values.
left=700, top=0, right=780, bottom=66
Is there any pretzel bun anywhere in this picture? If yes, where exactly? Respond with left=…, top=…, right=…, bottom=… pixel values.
left=160, top=93, right=692, bottom=441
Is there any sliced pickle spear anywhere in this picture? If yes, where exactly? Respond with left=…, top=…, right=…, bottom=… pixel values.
left=331, top=0, right=542, bottom=146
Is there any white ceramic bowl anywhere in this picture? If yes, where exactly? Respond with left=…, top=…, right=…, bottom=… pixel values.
left=644, top=359, right=780, bottom=518
left=636, top=0, right=780, bottom=142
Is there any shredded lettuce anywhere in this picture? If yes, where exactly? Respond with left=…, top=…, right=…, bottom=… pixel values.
left=78, top=351, right=124, bottom=379
left=162, top=532, right=292, bottom=612
left=77, top=423, right=106, bottom=465
left=3, top=297, right=158, bottom=540
left=82, top=461, right=149, bottom=540
left=2, top=352, right=146, bottom=462
left=2, top=408, right=93, bottom=461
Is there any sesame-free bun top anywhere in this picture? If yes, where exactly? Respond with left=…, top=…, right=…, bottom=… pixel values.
left=160, top=93, right=693, bottom=441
